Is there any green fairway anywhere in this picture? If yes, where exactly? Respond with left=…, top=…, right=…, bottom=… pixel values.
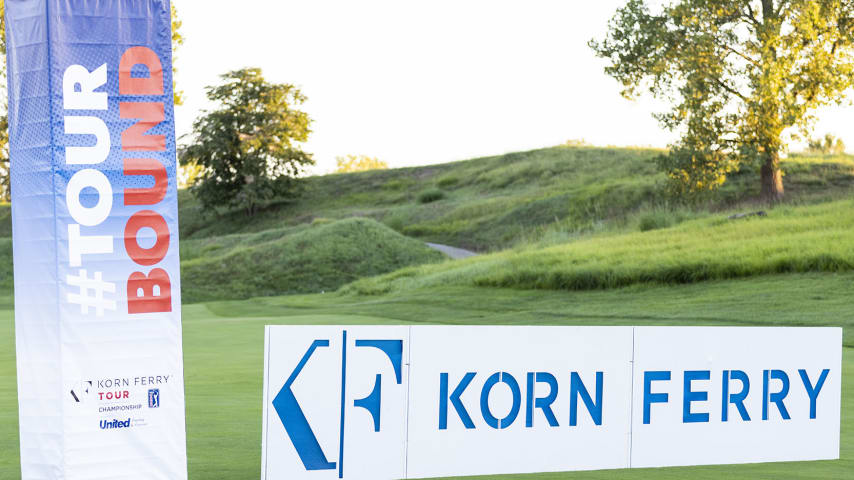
left=0, top=274, right=850, bottom=479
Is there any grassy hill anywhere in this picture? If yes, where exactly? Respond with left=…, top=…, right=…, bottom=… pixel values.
left=0, top=145, right=853, bottom=302
left=174, top=146, right=669, bottom=250
left=174, top=146, right=854, bottom=252
left=0, top=217, right=442, bottom=303
left=181, top=217, right=443, bottom=302
left=346, top=198, right=854, bottom=296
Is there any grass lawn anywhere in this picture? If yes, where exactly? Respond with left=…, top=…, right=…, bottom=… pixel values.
left=1, top=273, right=850, bottom=479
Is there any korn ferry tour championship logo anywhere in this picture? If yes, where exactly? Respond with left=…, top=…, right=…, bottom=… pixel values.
left=262, top=327, right=409, bottom=480
left=68, top=375, right=172, bottom=432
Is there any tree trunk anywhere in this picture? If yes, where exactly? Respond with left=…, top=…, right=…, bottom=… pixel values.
left=760, top=151, right=784, bottom=203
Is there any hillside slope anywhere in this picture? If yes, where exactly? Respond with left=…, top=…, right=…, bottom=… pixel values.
left=180, top=217, right=443, bottom=302
left=0, top=218, right=444, bottom=303
left=174, top=147, right=854, bottom=251
left=344, top=198, right=854, bottom=295
left=0, top=146, right=852, bottom=253
left=176, top=146, right=664, bottom=249
left=0, top=146, right=852, bottom=301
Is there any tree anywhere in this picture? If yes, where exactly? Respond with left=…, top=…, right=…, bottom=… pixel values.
left=335, top=154, right=388, bottom=173
left=807, top=133, right=846, bottom=154
left=0, top=4, right=184, bottom=201
left=590, top=1, right=854, bottom=202
left=170, top=4, right=185, bottom=106
left=181, top=68, right=314, bottom=215
left=177, top=158, right=204, bottom=188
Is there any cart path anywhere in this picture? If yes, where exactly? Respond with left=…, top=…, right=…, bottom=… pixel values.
left=425, top=242, right=479, bottom=260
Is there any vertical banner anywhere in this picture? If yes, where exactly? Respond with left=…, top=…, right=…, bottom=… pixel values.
left=6, top=1, right=187, bottom=479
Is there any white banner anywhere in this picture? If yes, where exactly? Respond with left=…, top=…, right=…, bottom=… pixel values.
left=261, top=326, right=841, bottom=480
left=7, top=1, right=187, bottom=478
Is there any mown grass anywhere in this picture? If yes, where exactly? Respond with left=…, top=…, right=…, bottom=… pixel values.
left=2, top=274, right=850, bottom=479
left=345, top=198, right=854, bottom=295
left=180, top=217, right=443, bottom=302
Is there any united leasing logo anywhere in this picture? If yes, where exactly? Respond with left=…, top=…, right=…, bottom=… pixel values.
left=273, top=331, right=403, bottom=477
left=100, top=418, right=132, bottom=430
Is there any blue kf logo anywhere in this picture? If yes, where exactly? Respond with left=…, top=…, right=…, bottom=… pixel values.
left=272, top=330, right=403, bottom=478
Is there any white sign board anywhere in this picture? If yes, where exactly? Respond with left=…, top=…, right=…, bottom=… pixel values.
left=261, top=326, right=841, bottom=480
left=406, top=326, right=634, bottom=477
left=630, top=327, right=841, bottom=468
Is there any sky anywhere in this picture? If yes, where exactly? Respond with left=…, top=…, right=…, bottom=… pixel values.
left=173, top=0, right=854, bottom=174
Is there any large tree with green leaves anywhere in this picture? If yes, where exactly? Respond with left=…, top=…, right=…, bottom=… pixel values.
left=591, top=0, right=854, bottom=201
left=0, top=3, right=184, bottom=202
left=180, top=68, right=314, bottom=215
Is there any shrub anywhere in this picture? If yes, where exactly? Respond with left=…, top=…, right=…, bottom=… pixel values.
left=637, top=207, right=694, bottom=232
left=418, top=189, right=445, bottom=204
left=807, top=134, right=846, bottom=155
left=638, top=210, right=673, bottom=232
left=437, top=176, right=460, bottom=188
left=335, top=155, right=388, bottom=173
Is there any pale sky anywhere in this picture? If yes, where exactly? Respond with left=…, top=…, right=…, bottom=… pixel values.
left=174, top=0, right=854, bottom=174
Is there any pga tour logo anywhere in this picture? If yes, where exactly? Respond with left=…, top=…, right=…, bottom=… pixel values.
left=265, top=329, right=406, bottom=479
